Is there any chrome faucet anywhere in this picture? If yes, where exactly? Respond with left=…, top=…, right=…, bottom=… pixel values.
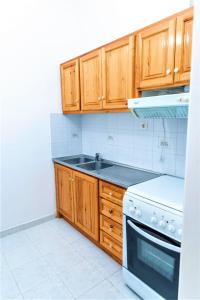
left=95, top=153, right=102, bottom=162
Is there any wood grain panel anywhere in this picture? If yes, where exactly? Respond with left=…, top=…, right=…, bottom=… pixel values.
left=99, top=180, right=125, bottom=206
left=100, top=215, right=122, bottom=243
left=102, top=36, right=134, bottom=109
left=174, top=7, right=193, bottom=83
left=100, top=230, right=122, bottom=261
left=136, top=18, right=176, bottom=89
left=54, top=164, right=74, bottom=222
left=60, top=59, right=80, bottom=112
left=80, top=50, right=102, bottom=111
left=73, top=171, right=99, bottom=241
left=100, top=198, right=122, bottom=224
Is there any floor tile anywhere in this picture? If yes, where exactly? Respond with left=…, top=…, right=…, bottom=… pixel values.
left=49, top=219, right=83, bottom=244
left=23, top=278, right=73, bottom=300
left=0, top=269, right=22, bottom=299
left=33, top=233, right=71, bottom=256
left=88, top=251, right=121, bottom=278
left=44, top=248, right=86, bottom=274
left=4, top=243, right=41, bottom=270
left=109, top=270, right=141, bottom=299
left=1, top=218, right=139, bottom=300
left=59, top=259, right=105, bottom=298
left=77, top=279, right=125, bottom=300
left=25, top=222, right=58, bottom=244
left=0, top=252, right=9, bottom=273
left=1, top=231, right=30, bottom=253
left=12, top=258, right=54, bottom=293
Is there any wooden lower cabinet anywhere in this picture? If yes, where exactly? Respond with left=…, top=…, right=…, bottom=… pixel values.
left=99, top=180, right=125, bottom=206
left=54, top=164, right=74, bottom=222
left=55, top=164, right=99, bottom=241
left=55, top=164, right=124, bottom=263
left=100, top=231, right=122, bottom=261
left=100, top=198, right=122, bottom=224
left=73, top=171, right=99, bottom=241
left=100, top=215, right=122, bottom=243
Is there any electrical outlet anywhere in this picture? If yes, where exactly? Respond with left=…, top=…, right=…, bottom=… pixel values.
left=160, top=139, right=169, bottom=148
left=140, top=121, right=148, bottom=129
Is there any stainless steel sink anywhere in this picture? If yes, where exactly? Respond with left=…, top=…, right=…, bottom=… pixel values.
left=62, top=157, right=93, bottom=165
left=77, top=161, right=113, bottom=171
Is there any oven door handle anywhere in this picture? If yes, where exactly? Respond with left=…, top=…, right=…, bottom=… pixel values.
left=127, top=220, right=180, bottom=253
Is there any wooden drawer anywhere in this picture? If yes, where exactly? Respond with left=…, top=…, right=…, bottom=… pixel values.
left=100, top=198, right=122, bottom=224
left=99, top=180, right=125, bottom=206
left=100, top=230, right=122, bottom=260
left=100, top=215, right=122, bottom=243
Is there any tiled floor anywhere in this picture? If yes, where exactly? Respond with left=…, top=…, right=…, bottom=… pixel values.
left=0, top=218, right=140, bottom=300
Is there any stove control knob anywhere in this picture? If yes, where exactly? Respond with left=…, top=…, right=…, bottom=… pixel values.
left=168, top=224, right=176, bottom=233
left=135, top=209, right=142, bottom=217
left=129, top=207, right=135, bottom=215
left=159, top=220, right=166, bottom=228
left=151, top=216, right=158, bottom=224
left=177, top=229, right=182, bottom=237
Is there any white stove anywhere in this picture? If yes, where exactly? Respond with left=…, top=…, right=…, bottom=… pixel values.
left=123, top=175, right=185, bottom=300
left=127, top=175, right=184, bottom=213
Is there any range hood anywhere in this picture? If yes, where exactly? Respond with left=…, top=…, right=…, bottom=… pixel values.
left=128, top=93, right=190, bottom=119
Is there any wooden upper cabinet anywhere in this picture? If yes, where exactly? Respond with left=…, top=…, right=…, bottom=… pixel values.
left=174, top=8, right=193, bottom=83
left=136, top=18, right=176, bottom=89
left=60, top=59, right=80, bottom=112
left=102, top=36, right=134, bottom=109
left=80, top=50, right=102, bottom=111
left=54, top=164, right=74, bottom=222
left=73, top=171, right=99, bottom=241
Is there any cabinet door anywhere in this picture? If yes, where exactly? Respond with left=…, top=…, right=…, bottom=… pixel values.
left=102, top=36, right=134, bottom=109
left=60, top=59, right=80, bottom=112
left=174, top=8, right=193, bottom=83
left=54, top=164, right=74, bottom=222
left=73, top=171, right=99, bottom=241
left=80, top=50, right=102, bottom=111
left=136, top=19, right=176, bottom=89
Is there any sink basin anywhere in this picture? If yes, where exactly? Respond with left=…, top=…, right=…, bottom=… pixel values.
left=62, top=157, right=93, bottom=165
left=77, top=161, right=113, bottom=171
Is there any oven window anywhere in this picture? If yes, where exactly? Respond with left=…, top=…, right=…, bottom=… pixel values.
left=126, top=216, right=180, bottom=300
left=137, top=239, right=175, bottom=282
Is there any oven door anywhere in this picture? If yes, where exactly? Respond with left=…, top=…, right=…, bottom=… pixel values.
left=125, top=216, right=180, bottom=300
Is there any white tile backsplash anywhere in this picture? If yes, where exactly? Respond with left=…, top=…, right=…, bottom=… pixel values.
left=81, top=113, right=187, bottom=177
left=50, top=112, right=187, bottom=178
left=50, top=114, right=82, bottom=157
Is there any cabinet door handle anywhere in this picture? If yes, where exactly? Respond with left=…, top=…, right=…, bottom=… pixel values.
left=174, top=67, right=179, bottom=73
left=98, top=96, right=101, bottom=101
left=101, top=96, right=105, bottom=100
left=166, top=69, right=171, bottom=75
left=109, top=209, right=113, bottom=214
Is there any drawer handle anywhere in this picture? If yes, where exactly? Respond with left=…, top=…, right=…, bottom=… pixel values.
left=109, top=243, right=113, bottom=249
left=166, top=68, right=171, bottom=75
left=109, top=192, right=112, bottom=196
left=109, top=224, right=113, bottom=232
left=109, top=209, right=113, bottom=214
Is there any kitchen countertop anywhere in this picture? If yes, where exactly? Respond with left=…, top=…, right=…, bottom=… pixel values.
left=53, top=154, right=161, bottom=188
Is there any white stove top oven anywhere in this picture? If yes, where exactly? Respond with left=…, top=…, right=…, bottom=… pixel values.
left=123, top=175, right=184, bottom=300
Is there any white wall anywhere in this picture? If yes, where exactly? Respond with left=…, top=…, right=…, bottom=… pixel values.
left=0, top=0, right=190, bottom=231
left=179, top=1, right=200, bottom=298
